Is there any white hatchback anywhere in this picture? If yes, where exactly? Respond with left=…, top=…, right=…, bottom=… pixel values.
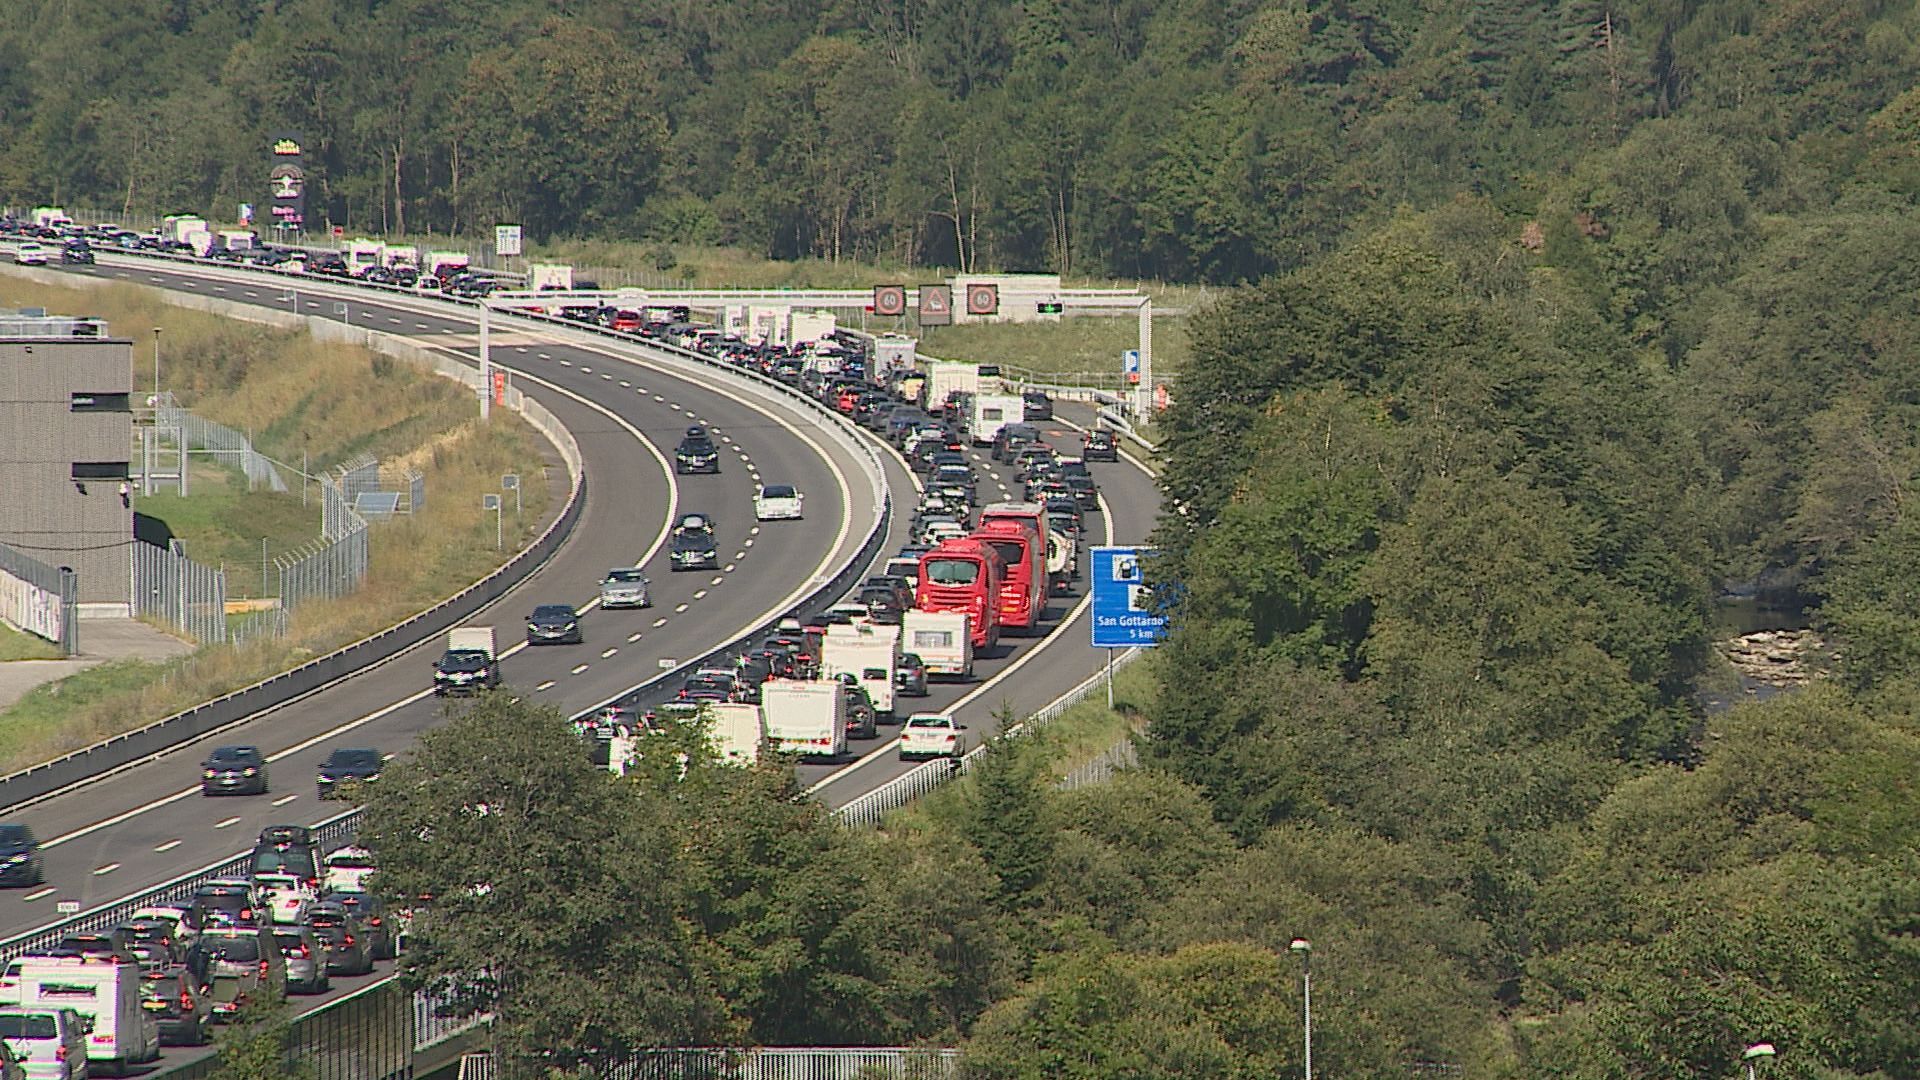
left=253, top=872, right=316, bottom=925
left=753, top=483, right=804, bottom=521
left=899, top=713, right=964, bottom=761
left=323, top=846, right=378, bottom=894
left=13, top=243, right=47, bottom=265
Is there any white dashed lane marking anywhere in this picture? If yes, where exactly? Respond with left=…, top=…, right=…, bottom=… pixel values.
left=733, top=551, right=747, bottom=561
left=538, top=353, right=552, bottom=360
left=560, top=360, right=572, bottom=366
left=744, top=538, right=754, bottom=548
left=626, top=632, right=642, bottom=642
left=694, top=590, right=708, bottom=599
left=724, top=563, right=736, bottom=572
left=23, top=888, right=54, bottom=901
left=93, top=863, right=119, bottom=876
left=749, top=526, right=761, bottom=536
left=214, top=816, right=241, bottom=829
left=653, top=395, right=665, bottom=402
left=619, top=381, right=630, bottom=388
left=674, top=603, right=689, bottom=613
left=535, top=680, right=555, bottom=692
left=154, top=840, right=181, bottom=853
left=600, top=648, right=618, bottom=658
left=570, top=664, right=589, bottom=675
left=652, top=618, right=668, bottom=627
left=272, top=793, right=298, bottom=806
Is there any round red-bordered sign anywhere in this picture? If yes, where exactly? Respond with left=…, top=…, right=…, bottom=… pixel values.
left=966, top=284, right=999, bottom=315
left=873, top=285, right=907, bottom=317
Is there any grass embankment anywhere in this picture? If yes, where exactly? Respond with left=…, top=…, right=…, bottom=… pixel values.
left=0, top=278, right=557, bottom=772
left=881, top=654, right=1156, bottom=836
left=0, top=626, right=62, bottom=662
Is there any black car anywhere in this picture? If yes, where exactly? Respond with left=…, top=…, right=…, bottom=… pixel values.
left=1082, top=430, right=1119, bottom=462
left=321, top=891, right=396, bottom=960
left=201, top=744, right=269, bottom=796
left=858, top=577, right=914, bottom=625
left=669, top=514, right=720, bottom=571
left=0, top=823, right=43, bottom=887
left=251, top=825, right=321, bottom=883
left=60, top=241, right=94, bottom=265
left=526, top=603, right=583, bottom=645
left=305, top=902, right=375, bottom=976
left=317, top=747, right=384, bottom=800
left=1022, top=391, right=1054, bottom=421
left=674, top=426, right=721, bottom=474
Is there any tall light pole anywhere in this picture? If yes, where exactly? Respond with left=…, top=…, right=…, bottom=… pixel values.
left=1289, top=938, right=1312, bottom=1080
left=1743, top=1043, right=1775, bottom=1080
left=152, top=327, right=162, bottom=400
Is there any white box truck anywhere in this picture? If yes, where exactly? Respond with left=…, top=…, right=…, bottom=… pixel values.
left=347, top=239, right=386, bottom=275
left=529, top=263, right=574, bottom=291
left=819, top=622, right=899, bottom=719
left=902, top=610, right=974, bottom=680
left=184, top=228, right=216, bottom=258
left=760, top=679, right=847, bottom=760
left=384, top=244, right=419, bottom=269
left=788, top=310, right=836, bottom=346
left=31, top=207, right=71, bottom=230
left=164, top=214, right=208, bottom=245
left=968, top=394, right=1024, bottom=446
left=708, top=702, right=764, bottom=764
left=218, top=229, right=255, bottom=253
left=12, top=954, right=159, bottom=1071
left=427, top=251, right=470, bottom=280
left=872, top=334, right=916, bottom=385
left=923, top=361, right=982, bottom=415
left=433, top=627, right=499, bottom=694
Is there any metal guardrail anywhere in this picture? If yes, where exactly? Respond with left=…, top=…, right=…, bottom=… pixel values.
left=833, top=648, right=1143, bottom=828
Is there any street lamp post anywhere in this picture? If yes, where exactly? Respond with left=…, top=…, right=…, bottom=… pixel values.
left=1289, top=938, right=1312, bottom=1080
left=1743, top=1043, right=1775, bottom=1080
left=152, top=327, right=162, bottom=400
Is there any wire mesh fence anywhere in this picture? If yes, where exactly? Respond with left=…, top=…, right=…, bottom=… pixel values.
left=152, top=394, right=289, bottom=493
left=281, top=469, right=370, bottom=613
left=1055, top=737, right=1138, bottom=791
left=131, top=540, right=229, bottom=644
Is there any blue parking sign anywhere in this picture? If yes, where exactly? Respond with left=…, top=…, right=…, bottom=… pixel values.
left=1090, top=546, right=1169, bottom=648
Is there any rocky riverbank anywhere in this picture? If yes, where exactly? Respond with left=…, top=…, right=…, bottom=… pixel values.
left=1718, top=628, right=1828, bottom=690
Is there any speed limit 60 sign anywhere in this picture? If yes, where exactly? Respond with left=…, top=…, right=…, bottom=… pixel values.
left=965, top=283, right=999, bottom=316
left=873, top=285, right=907, bottom=317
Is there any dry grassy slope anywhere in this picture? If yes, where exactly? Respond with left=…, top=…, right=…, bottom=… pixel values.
left=0, top=277, right=556, bottom=770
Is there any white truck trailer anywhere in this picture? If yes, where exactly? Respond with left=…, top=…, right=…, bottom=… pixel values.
left=901, top=610, right=974, bottom=680
left=433, top=626, right=499, bottom=694
left=11, top=954, right=160, bottom=1071
left=760, top=679, right=847, bottom=760
left=708, top=702, right=765, bottom=765
left=922, top=361, right=982, bottom=415
left=967, top=394, right=1024, bottom=446
left=819, top=622, right=899, bottom=719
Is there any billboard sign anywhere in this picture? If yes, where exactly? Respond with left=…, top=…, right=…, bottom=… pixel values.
left=267, top=132, right=306, bottom=233
left=1090, top=546, right=1169, bottom=648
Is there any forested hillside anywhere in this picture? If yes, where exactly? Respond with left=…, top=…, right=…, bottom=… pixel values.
left=8, top=0, right=1915, bottom=285
left=18, top=2, right=1920, bottom=1077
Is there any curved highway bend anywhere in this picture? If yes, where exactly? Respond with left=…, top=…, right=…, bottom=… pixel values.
left=0, top=256, right=1161, bottom=1061
left=0, top=260, right=872, bottom=934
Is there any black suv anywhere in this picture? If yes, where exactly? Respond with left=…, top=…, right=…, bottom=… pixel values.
left=251, top=825, right=321, bottom=883
left=0, top=824, right=43, bottom=887
left=317, top=748, right=384, bottom=800
left=60, top=241, right=94, bottom=265
left=1022, top=390, right=1054, bottom=421
left=674, top=426, right=721, bottom=474
left=858, top=577, right=914, bottom=624
left=1082, top=430, right=1119, bottom=462
left=201, top=745, right=269, bottom=796
left=525, top=603, right=583, bottom=645
left=669, top=513, right=720, bottom=572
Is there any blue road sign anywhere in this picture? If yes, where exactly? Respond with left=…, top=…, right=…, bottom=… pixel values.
left=1090, top=546, right=1169, bottom=648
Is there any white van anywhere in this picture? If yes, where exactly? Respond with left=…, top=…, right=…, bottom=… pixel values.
left=10, top=956, right=158, bottom=1073
left=0, top=1006, right=88, bottom=1079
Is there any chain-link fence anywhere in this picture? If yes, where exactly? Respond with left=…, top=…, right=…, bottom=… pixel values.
left=131, top=540, right=229, bottom=644
left=152, top=393, right=289, bottom=493
left=1056, top=737, right=1138, bottom=791
left=280, top=468, right=370, bottom=612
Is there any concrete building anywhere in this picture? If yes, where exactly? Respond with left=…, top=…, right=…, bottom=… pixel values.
left=0, top=313, right=134, bottom=611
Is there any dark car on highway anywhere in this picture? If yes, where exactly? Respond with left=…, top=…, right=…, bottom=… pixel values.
left=305, top=902, right=375, bottom=976
left=674, top=426, right=721, bottom=474
left=525, top=603, right=583, bottom=645
left=140, top=964, right=213, bottom=1045
left=1022, top=390, right=1054, bottom=421
left=0, top=824, right=44, bottom=888
left=895, top=652, right=930, bottom=697
left=317, top=747, right=384, bottom=800
left=1082, top=430, right=1119, bottom=462
left=321, top=891, right=396, bottom=960
left=201, top=744, right=269, bottom=796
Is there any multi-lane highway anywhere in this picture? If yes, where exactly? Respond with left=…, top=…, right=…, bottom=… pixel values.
left=0, top=251, right=1161, bottom=1066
